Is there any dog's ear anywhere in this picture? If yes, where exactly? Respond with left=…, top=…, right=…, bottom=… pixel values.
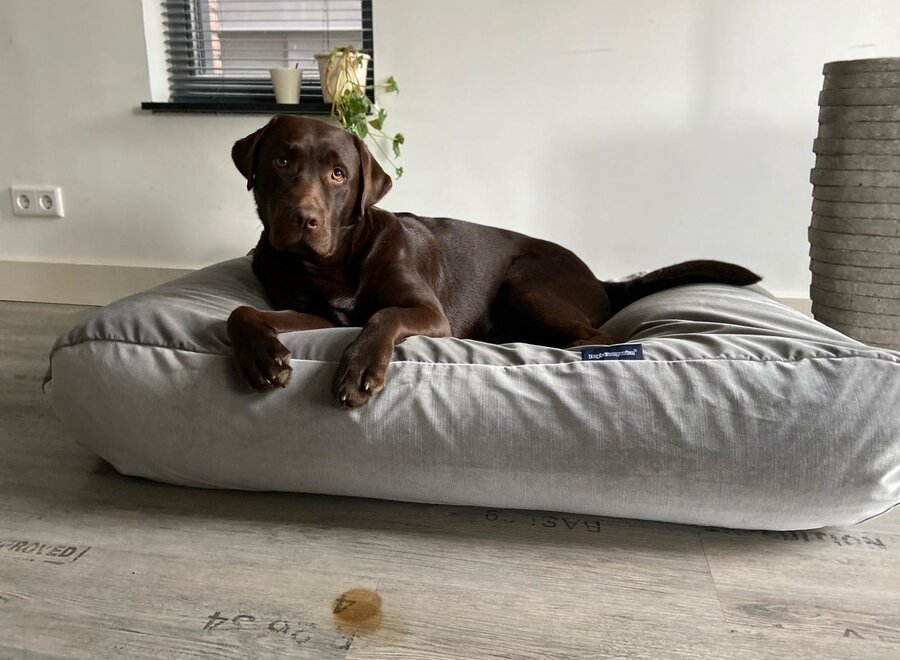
left=353, top=136, right=392, bottom=218
left=232, top=117, right=279, bottom=191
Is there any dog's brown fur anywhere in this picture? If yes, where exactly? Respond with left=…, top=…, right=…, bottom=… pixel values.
left=228, top=116, right=760, bottom=407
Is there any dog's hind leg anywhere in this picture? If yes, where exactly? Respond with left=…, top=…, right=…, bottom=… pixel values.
left=490, top=250, right=619, bottom=348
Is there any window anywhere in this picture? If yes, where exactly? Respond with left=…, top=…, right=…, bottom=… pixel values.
left=143, top=0, right=373, bottom=113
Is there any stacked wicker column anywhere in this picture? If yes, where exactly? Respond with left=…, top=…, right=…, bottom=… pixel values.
left=809, top=57, right=900, bottom=350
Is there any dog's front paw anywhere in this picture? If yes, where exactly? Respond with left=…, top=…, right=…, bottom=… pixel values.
left=331, top=343, right=389, bottom=408
left=227, top=306, right=293, bottom=393
left=232, top=330, right=293, bottom=393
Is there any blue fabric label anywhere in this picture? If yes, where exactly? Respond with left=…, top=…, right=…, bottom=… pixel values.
left=581, top=344, right=644, bottom=361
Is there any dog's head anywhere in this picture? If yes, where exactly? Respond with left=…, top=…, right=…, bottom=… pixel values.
left=232, top=115, right=392, bottom=258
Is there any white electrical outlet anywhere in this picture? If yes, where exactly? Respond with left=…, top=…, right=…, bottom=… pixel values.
left=10, top=186, right=65, bottom=218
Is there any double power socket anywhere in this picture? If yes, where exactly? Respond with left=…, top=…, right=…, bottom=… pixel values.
left=10, top=186, right=65, bottom=218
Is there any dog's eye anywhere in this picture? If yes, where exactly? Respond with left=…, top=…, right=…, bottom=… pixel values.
left=275, top=156, right=289, bottom=168
left=331, top=166, right=346, bottom=182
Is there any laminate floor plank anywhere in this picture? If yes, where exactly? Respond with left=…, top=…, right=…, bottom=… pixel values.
left=700, top=527, right=900, bottom=646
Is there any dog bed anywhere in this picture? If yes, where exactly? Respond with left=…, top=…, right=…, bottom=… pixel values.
left=45, top=256, right=900, bottom=530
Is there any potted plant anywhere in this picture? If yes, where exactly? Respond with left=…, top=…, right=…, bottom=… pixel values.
left=315, top=46, right=404, bottom=177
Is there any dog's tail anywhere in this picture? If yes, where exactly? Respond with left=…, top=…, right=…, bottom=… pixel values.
left=602, top=260, right=761, bottom=314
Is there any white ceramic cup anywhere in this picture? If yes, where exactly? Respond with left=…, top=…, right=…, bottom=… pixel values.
left=269, top=68, right=302, bottom=104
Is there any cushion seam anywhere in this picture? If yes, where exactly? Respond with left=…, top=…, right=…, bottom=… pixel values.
left=48, top=337, right=900, bottom=367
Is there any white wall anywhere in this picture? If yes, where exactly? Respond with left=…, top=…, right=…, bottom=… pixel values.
left=1, top=0, right=899, bottom=296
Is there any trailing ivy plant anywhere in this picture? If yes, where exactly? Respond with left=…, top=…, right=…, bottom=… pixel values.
left=322, top=47, right=405, bottom=178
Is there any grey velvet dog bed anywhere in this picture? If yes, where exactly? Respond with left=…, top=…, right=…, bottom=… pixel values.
left=46, top=256, right=900, bottom=530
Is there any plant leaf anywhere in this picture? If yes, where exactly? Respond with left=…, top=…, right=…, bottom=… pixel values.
left=333, top=88, right=373, bottom=136
left=385, top=76, right=399, bottom=94
left=369, top=108, right=387, bottom=131
left=353, top=119, right=369, bottom=139
left=342, top=90, right=370, bottom=116
left=392, top=133, right=405, bottom=158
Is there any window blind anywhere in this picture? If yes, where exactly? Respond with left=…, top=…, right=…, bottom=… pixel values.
left=159, top=0, right=373, bottom=107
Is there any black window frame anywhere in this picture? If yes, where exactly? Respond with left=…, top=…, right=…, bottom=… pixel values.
left=143, top=0, right=374, bottom=115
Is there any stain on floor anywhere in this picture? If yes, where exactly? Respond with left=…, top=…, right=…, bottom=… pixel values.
left=332, top=588, right=383, bottom=636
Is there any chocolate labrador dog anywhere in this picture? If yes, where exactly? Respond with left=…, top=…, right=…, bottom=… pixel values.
left=228, top=115, right=760, bottom=407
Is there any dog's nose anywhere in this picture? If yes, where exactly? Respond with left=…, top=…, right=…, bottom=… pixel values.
left=296, top=208, right=322, bottom=230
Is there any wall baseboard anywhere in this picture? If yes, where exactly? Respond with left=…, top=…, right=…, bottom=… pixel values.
left=0, top=261, right=193, bottom=306
left=776, top=296, right=812, bottom=316
left=0, top=260, right=814, bottom=315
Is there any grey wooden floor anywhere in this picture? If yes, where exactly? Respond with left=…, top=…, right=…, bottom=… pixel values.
left=0, top=300, right=898, bottom=659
